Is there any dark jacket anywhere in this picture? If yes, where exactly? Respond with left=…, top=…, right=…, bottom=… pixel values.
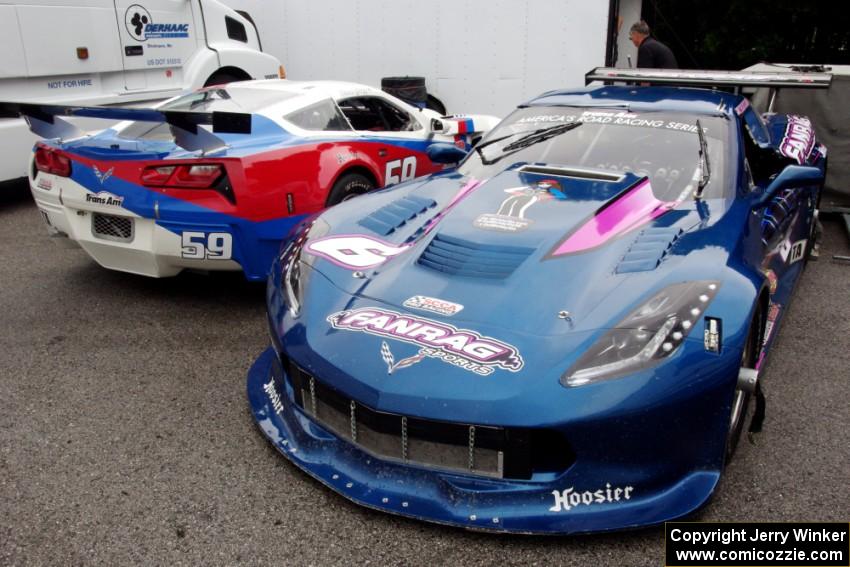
left=637, top=37, right=678, bottom=69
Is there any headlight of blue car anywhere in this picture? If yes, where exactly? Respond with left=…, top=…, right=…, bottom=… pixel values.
left=280, top=217, right=329, bottom=318
left=561, top=281, right=721, bottom=387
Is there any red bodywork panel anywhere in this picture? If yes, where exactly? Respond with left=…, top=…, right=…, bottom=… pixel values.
left=39, top=139, right=440, bottom=222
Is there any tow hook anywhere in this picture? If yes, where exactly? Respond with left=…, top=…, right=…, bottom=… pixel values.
left=737, top=367, right=758, bottom=393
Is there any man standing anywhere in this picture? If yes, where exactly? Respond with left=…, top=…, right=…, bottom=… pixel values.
left=629, top=20, right=678, bottom=69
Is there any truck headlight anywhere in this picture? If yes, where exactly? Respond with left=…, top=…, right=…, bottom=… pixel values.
left=561, top=281, right=721, bottom=387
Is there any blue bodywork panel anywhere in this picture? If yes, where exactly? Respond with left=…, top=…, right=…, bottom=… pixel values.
left=247, top=85, right=826, bottom=533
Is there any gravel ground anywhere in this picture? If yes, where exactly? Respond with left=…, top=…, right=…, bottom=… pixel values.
left=1, top=181, right=848, bottom=566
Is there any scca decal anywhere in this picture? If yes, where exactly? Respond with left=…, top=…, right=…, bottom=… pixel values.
left=327, top=307, right=524, bottom=374
left=305, top=235, right=408, bottom=269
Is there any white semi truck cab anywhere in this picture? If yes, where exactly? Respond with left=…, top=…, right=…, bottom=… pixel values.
left=0, top=0, right=283, bottom=181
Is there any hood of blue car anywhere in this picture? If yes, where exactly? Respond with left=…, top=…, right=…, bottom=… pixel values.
left=281, top=166, right=743, bottom=410
left=301, top=167, right=733, bottom=336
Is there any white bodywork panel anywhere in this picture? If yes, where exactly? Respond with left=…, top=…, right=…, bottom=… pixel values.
left=220, top=0, right=617, bottom=117
left=0, top=0, right=281, bottom=181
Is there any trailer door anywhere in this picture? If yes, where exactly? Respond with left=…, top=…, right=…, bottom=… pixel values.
left=114, top=0, right=199, bottom=90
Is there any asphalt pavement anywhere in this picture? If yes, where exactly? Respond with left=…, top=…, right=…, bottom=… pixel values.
left=1, top=181, right=848, bottom=566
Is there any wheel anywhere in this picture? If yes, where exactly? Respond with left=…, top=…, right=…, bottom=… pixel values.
left=204, top=72, right=246, bottom=87
left=426, top=95, right=446, bottom=115
left=325, top=172, right=375, bottom=206
left=804, top=209, right=821, bottom=263
left=726, top=308, right=762, bottom=460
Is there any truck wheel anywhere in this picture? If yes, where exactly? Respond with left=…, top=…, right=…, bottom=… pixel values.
left=326, top=172, right=374, bottom=206
left=204, top=71, right=249, bottom=87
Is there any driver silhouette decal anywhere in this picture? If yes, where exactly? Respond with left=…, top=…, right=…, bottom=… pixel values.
left=474, top=179, right=566, bottom=233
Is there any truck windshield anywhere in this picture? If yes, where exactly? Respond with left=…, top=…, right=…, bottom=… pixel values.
left=460, top=107, right=732, bottom=201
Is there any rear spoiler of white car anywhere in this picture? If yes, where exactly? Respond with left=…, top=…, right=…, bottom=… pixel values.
left=0, top=102, right=252, bottom=154
left=584, top=67, right=833, bottom=91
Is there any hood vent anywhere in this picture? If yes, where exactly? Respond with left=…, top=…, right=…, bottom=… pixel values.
left=616, top=227, right=683, bottom=274
left=358, top=195, right=437, bottom=236
left=518, top=164, right=624, bottom=182
left=418, top=233, right=533, bottom=279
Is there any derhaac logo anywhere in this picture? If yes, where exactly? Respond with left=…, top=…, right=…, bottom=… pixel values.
left=85, top=191, right=124, bottom=206
left=328, top=308, right=524, bottom=375
left=124, top=4, right=189, bottom=42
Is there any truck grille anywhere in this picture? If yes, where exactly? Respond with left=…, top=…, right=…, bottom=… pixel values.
left=282, top=358, right=573, bottom=480
left=92, top=213, right=133, bottom=242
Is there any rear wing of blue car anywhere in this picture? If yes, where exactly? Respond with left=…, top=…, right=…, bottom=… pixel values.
left=0, top=102, right=252, bottom=153
left=585, top=67, right=832, bottom=91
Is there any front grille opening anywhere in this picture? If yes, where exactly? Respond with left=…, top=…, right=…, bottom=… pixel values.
left=283, top=357, right=574, bottom=480
left=92, top=213, right=133, bottom=242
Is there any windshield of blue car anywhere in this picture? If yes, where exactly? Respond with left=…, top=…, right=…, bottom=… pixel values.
left=117, top=87, right=298, bottom=141
left=460, top=107, right=732, bottom=201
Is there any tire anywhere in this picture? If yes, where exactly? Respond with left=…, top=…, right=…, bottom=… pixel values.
left=426, top=95, right=446, bottom=116
left=804, top=210, right=821, bottom=264
left=325, top=172, right=375, bottom=207
left=204, top=72, right=246, bottom=87
left=726, top=308, right=762, bottom=461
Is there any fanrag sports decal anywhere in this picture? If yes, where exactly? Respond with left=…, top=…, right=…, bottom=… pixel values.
left=779, top=116, right=816, bottom=165
left=328, top=307, right=524, bottom=376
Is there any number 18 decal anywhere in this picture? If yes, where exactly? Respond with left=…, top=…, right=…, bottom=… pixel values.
left=385, top=156, right=417, bottom=186
left=181, top=231, right=233, bottom=260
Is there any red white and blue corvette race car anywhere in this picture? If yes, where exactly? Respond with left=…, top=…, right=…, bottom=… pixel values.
left=3, top=81, right=497, bottom=280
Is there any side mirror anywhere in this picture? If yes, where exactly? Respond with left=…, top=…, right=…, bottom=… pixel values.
left=755, top=165, right=823, bottom=207
left=429, top=118, right=445, bottom=133
left=426, top=142, right=467, bottom=165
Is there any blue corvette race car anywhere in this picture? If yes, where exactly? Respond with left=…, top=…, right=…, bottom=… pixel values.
left=247, top=68, right=831, bottom=534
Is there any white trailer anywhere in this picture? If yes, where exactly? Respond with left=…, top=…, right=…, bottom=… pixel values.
left=0, top=0, right=282, bottom=182
left=221, top=0, right=641, bottom=117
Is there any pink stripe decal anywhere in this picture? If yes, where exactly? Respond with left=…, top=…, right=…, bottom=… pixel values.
left=447, top=178, right=483, bottom=207
left=551, top=179, right=676, bottom=256
left=416, top=178, right=483, bottom=239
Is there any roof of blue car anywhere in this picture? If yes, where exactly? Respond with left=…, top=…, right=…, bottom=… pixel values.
left=524, top=86, right=745, bottom=116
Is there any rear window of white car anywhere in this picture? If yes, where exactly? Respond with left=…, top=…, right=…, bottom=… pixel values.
left=160, top=87, right=295, bottom=113
left=284, top=99, right=352, bottom=131
left=117, top=87, right=297, bottom=140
